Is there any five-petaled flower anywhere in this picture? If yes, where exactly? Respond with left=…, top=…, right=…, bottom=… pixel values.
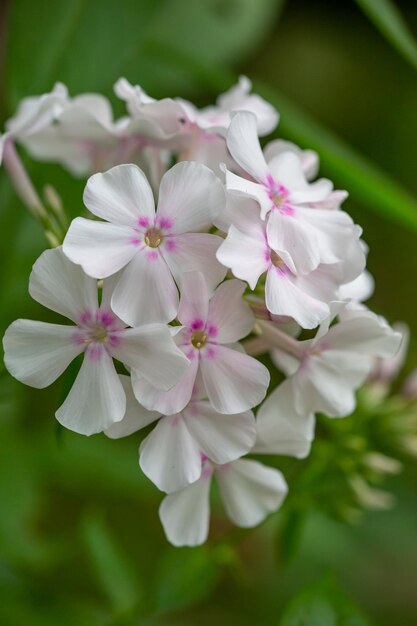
left=3, top=248, right=189, bottom=435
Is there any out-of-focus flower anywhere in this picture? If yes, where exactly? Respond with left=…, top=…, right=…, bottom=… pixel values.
left=1, top=83, right=69, bottom=163
left=259, top=304, right=402, bottom=421
left=159, top=457, right=287, bottom=547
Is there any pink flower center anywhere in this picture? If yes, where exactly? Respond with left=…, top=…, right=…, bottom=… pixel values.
left=144, top=227, right=163, bottom=248
left=73, top=309, right=121, bottom=358
left=266, top=177, right=294, bottom=215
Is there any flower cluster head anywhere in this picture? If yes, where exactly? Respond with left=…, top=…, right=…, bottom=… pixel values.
left=1, top=77, right=403, bottom=546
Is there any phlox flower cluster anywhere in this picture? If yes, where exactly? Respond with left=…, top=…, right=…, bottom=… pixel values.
left=1, top=77, right=402, bottom=546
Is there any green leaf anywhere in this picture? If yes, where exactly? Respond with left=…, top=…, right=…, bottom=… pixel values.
left=81, top=510, right=145, bottom=616
left=279, top=575, right=372, bottom=626
left=154, top=547, right=219, bottom=613
left=355, top=0, right=417, bottom=71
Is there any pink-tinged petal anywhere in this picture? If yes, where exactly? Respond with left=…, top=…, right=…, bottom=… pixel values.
left=29, top=247, right=98, bottom=323
left=63, top=217, right=138, bottom=279
left=105, top=375, right=160, bottom=439
left=253, top=380, right=315, bottom=458
left=268, top=151, right=333, bottom=203
left=56, top=349, right=126, bottom=435
left=200, top=344, right=269, bottom=414
left=264, top=139, right=319, bottom=180
left=184, top=401, right=256, bottom=464
left=224, top=168, right=272, bottom=218
left=207, top=279, right=254, bottom=343
left=131, top=355, right=198, bottom=415
left=157, top=161, right=225, bottom=233
left=111, top=250, right=178, bottom=326
left=3, top=320, right=82, bottom=388
left=177, top=270, right=210, bottom=328
left=202, top=76, right=279, bottom=136
left=159, top=475, right=211, bottom=546
left=162, top=232, right=226, bottom=292
left=217, top=225, right=268, bottom=290
left=226, top=111, right=269, bottom=182
left=216, top=459, right=288, bottom=527
left=111, top=324, right=190, bottom=391
left=323, top=313, right=402, bottom=358
left=83, top=163, right=155, bottom=226
left=140, top=414, right=202, bottom=493
left=291, top=350, right=371, bottom=418
left=267, top=210, right=320, bottom=275
left=265, top=267, right=329, bottom=330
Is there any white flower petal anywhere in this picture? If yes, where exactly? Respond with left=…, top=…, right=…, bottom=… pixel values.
left=217, top=459, right=288, bottom=527
left=226, top=111, right=269, bottom=182
left=63, top=217, right=138, bottom=279
left=207, top=279, right=254, bottom=343
left=216, top=225, right=268, bottom=290
left=224, top=168, right=272, bottom=218
left=3, top=320, right=81, bottom=388
left=264, top=139, right=319, bottom=180
left=83, top=163, right=155, bottom=226
left=184, top=401, right=256, bottom=464
left=29, top=247, right=98, bottom=323
left=293, top=350, right=371, bottom=418
left=267, top=211, right=320, bottom=275
left=177, top=270, right=210, bottom=327
left=112, top=324, right=190, bottom=391
left=200, top=344, right=269, bottom=414
left=131, top=354, right=198, bottom=415
left=140, top=414, right=202, bottom=493
left=105, top=375, right=160, bottom=439
left=269, top=151, right=332, bottom=203
left=162, top=233, right=227, bottom=292
left=157, top=161, right=225, bottom=233
left=254, top=380, right=315, bottom=458
left=265, top=267, right=329, bottom=329
left=111, top=250, right=178, bottom=326
left=324, top=313, right=402, bottom=359
left=159, top=475, right=211, bottom=547
left=56, top=349, right=126, bottom=435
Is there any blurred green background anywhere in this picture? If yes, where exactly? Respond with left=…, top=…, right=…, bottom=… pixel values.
left=1, top=0, right=417, bottom=624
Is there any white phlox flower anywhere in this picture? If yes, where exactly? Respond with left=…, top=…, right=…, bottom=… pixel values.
left=115, top=76, right=278, bottom=174
left=131, top=270, right=270, bottom=415
left=216, top=195, right=352, bottom=329
left=223, top=111, right=365, bottom=278
left=1, top=83, right=69, bottom=163
left=63, top=162, right=226, bottom=325
left=159, top=456, right=288, bottom=547
left=106, top=378, right=256, bottom=494
left=2, top=248, right=189, bottom=435
left=254, top=379, right=315, bottom=459
left=267, top=304, right=402, bottom=419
